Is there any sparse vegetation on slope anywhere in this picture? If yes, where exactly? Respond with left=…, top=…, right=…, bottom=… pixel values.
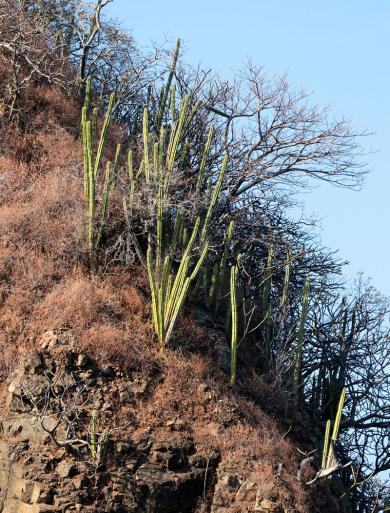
left=0, top=1, right=389, bottom=511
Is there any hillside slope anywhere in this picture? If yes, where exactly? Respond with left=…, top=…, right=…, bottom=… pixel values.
left=0, top=82, right=352, bottom=513
left=3, top=1, right=388, bottom=510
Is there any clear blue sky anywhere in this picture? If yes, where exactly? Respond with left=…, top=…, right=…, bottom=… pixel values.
left=107, top=0, right=390, bottom=295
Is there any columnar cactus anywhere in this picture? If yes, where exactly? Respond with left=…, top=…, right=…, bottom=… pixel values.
left=147, top=217, right=209, bottom=351
left=321, top=388, right=346, bottom=470
left=81, top=80, right=116, bottom=262
left=293, top=276, right=310, bottom=400
left=230, top=262, right=238, bottom=385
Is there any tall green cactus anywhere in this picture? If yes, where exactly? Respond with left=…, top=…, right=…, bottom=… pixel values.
left=262, top=245, right=273, bottom=312
left=326, top=387, right=346, bottom=468
left=321, top=419, right=331, bottom=469
left=280, top=252, right=291, bottom=312
left=147, top=217, right=209, bottom=351
left=213, top=220, right=234, bottom=314
left=260, top=245, right=274, bottom=347
left=141, top=90, right=228, bottom=348
left=207, top=263, right=219, bottom=308
left=81, top=83, right=116, bottom=261
left=321, top=388, right=346, bottom=470
left=230, top=262, right=238, bottom=385
left=127, top=149, right=135, bottom=211
left=293, top=276, right=310, bottom=399
left=90, top=409, right=97, bottom=460
left=154, top=38, right=181, bottom=131
left=200, top=156, right=227, bottom=243
left=196, top=124, right=215, bottom=197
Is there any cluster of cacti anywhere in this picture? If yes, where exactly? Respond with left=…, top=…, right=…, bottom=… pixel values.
left=119, top=40, right=229, bottom=349
left=72, top=38, right=223, bottom=349
left=80, top=68, right=321, bottom=392
left=81, top=77, right=120, bottom=262
left=73, top=40, right=390, bottom=513
left=321, top=387, right=346, bottom=470
left=307, top=299, right=357, bottom=416
left=147, top=219, right=209, bottom=351
left=80, top=43, right=322, bottom=392
left=145, top=142, right=227, bottom=349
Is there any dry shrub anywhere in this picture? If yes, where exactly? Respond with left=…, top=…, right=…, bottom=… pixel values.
left=25, top=85, right=80, bottom=134
left=0, top=165, right=84, bottom=347
left=174, top=312, right=211, bottom=354
left=34, top=273, right=122, bottom=334
left=0, top=169, right=84, bottom=258
left=193, top=402, right=309, bottom=513
left=79, top=322, right=157, bottom=373
left=0, top=84, right=79, bottom=161
left=0, top=156, right=31, bottom=202
left=0, top=250, right=57, bottom=326
left=118, top=284, right=145, bottom=314
left=0, top=78, right=153, bottom=377
left=0, top=331, right=16, bottom=382
left=138, top=349, right=219, bottom=431
left=29, top=269, right=156, bottom=371
left=0, top=84, right=85, bottom=380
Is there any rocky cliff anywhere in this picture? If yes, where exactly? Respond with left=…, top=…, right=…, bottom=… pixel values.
left=0, top=328, right=317, bottom=513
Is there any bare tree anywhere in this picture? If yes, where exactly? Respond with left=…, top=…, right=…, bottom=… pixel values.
left=0, top=0, right=69, bottom=118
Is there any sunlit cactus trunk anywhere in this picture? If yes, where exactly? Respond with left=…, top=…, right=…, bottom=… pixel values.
left=81, top=79, right=116, bottom=263
left=147, top=218, right=209, bottom=351
left=230, top=262, right=238, bottom=385
left=154, top=38, right=181, bottom=131
left=321, top=388, right=346, bottom=471
left=259, top=245, right=274, bottom=348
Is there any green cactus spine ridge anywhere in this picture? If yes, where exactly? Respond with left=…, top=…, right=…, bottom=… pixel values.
left=321, top=420, right=331, bottom=469
left=200, top=155, right=227, bottom=243
left=143, top=108, right=151, bottom=183
left=155, top=38, right=181, bottom=130
left=321, top=388, right=346, bottom=472
left=259, top=245, right=274, bottom=348
left=230, top=261, right=238, bottom=385
left=90, top=409, right=98, bottom=460
left=280, top=251, right=291, bottom=311
left=213, top=220, right=234, bottom=314
left=81, top=85, right=116, bottom=263
left=293, top=276, right=310, bottom=400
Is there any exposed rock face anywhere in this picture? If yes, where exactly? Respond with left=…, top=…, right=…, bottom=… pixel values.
left=0, top=331, right=346, bottom=513
left=0, top=335, right=222, bottom=513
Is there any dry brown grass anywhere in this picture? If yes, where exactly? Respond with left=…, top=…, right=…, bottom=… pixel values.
left=0, top=77, right=152, bottom=378
left=0, top=144, right=85, bottom=359
left=34, top=273, right=122, bottom=333
left=0, top=83, right=87, bottom=375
